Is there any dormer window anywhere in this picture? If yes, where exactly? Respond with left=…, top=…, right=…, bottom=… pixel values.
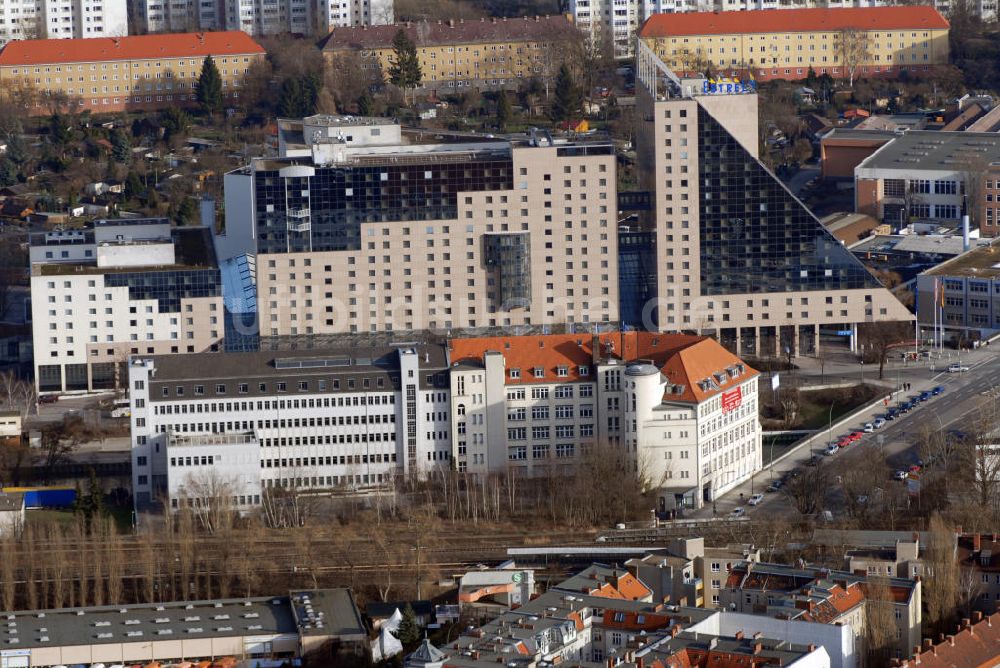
left=510, top=368, right=521, bottom=379
left=533, top=367, right=545, bottom=378
left=579, top=366, right=590, bottom=376
left=557, top=366, right=569, bottom=377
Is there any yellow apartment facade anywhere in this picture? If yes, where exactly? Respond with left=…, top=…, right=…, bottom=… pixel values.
left=0, top=31, right=266, bottom=115
left=638, top=6, right=949, bottom=81
left=321, top=16, right=582, bottom=92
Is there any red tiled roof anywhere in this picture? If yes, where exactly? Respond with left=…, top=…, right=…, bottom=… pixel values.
left=448, top=332, right=757, bottom=404
left=601, top=609, right=673, bottom=632
left=321, top=15, right=579, bottom=51
left=899, top=612, right=1000, bottom=668
left=0, top=32, right=265, bottom=67
left=639, top=6, right=949, bottom=38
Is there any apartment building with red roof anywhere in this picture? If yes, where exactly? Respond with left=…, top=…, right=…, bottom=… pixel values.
left=722, top=561, right=921, bottom=661
left=0, top=32, right=265, bottom=115
left=638, top=6, right=949, bottom=82
left=447, top=331, right=761, bottom=512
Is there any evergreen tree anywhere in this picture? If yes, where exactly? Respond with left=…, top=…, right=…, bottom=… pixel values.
left=124, top=171, right=145, bottom=201
left=496, top=90, right=512, bottom=132
left=302, top=73, right=322, bottom=116
left=160, top=107, right=191, bottom=142
left=48, top=114, right=73, bottom=146
left=394, top=604, right=421, bottom=646
left=278, top=77, right=304, bottom=118
left=111, top=128, right=132, bottom=166
left=389, top=29, right=421, bottom=103
left=550, top=64, right=582, bottom=123
left=176, top=197, right=198, bottom=226
left=196, top=55, right=224, bottom=116
left=358, top=90, right=374, bottom=116
left=0, top=158, right=17, bottom=188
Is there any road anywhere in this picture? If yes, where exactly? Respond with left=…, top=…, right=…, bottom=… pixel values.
left=701, top=345, right=998, bottom=520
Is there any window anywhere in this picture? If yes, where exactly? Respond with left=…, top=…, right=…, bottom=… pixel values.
left=215, top=384, right=226, bottom=394
left=509, top=368, right=521, bottom=379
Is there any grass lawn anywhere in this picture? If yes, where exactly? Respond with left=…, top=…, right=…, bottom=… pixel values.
left=762, top=384, right=884, bottom=431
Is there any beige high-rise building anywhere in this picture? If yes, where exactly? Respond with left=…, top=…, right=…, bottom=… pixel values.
left=634, top=43, right=911, bottom=356
left=222, top=116, right=619, bottom=335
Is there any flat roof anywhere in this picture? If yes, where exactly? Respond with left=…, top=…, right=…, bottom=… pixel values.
left=857, top=130, right=1000, bottom=171
left=853, top=234, right=992, bottom=257
left=0, top=491, right=23, bottom=511
left=820, top=128, right=901, bottom=143
left=35, top=227, right=217, bottom=276
left=923, top=242, right=1000, bottom=278
left=138, top=342, right=450, bottom=400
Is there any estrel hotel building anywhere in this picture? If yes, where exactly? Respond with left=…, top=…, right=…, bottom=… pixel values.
left=222, top=115, right=618, bottom=335
left=634, top=45, right=912, bottom=356
left=321, top=16, right=581, bottom=92
left=638, top=6, right=949, bottom=81
left=0, top=31, right=265, bottom=115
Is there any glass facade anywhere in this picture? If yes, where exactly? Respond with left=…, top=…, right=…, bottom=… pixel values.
left=484, top=232, right=531, bottom=310
left=38, top=364, right=61, bottom=392
left=104, top=268, right=221, bottom=313
left=697, top=106, right=881, bottom=295
left=618, top=229, right=657, bottom=328
left=253, top=157, right=514, bottom=254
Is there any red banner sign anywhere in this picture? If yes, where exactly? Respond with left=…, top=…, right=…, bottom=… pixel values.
left=721, top=387, right=742, bottom=413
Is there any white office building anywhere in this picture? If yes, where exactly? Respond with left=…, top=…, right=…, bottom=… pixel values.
left=29, top=219, right=223, bottom=394
left=448, top=331, right=761, bottom=512
left=127, top=343, right=451, bottom=510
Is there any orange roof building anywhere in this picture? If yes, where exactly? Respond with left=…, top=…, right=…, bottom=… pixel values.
left=0, top=32, right=266, bottom=116
left=638, top=6, right=949, bottom=82
left=447, top=331, right=760, bottom=512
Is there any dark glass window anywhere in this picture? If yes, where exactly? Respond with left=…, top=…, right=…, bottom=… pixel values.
left=696, top=106, right=881, bottom=295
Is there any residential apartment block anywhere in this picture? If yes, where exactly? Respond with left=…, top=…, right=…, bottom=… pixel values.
left=127, top=342, right=451, bottom=510
left=222, top=115, right=618, bottom=335
left=638, top=6, right=949, bottom=81
left=30, top=219, right=223, bottom=394
left=627, top=537, right=761, bottom=608
left=417, top=560, right=848, bottom=668
left=854, top=130, right=1000, bottom=236
left=722, top=561, right=921, bottom=661
left=0, top=0, right=127, bottom=47
left=634, top=45, right=912, bottom=357
left=447, top=331, right=761, bottom=511
left=0, top=31, right=265, bottom=115
left=132, top=0, right=392, bottom=37
left=320, top=16, right=581, bottom=93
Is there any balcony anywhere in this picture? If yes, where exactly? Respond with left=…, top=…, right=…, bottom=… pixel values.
left=286, top=209, right=311, bottom=233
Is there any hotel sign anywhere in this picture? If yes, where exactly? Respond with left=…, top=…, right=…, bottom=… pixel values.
left=702, top=79, right=757, bottom=95
left=721, top=387, right=743, bottom=413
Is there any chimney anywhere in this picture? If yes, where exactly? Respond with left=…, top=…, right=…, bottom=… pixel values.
left=974, top=611, right=984, bottom=622
left=637, top=659, right=645, bottom=668
left=491, top=17, right=496, bottom=23
left=923, top=638, right=932, bottom=651
left=449, top=18, right=454, bottom=27
left=734, top=631, right=744, bottom=640
left=975, top=533, right=982, bottom=552
left=947, top=635, right=955, bottom=646
left=962, top=618, right=971, bottom=630
left=914, top=645, right=922, bottom=657
left=606, top=659, right=614, bottom=668
left=807, top=644, right=816, bottom=652
left=753, top=641, right=763, bottom=655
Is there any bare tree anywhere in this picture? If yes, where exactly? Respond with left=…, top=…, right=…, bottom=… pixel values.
left=863, top=575, right=897, bottom=665
left=857, top=321, right=911, bottom=379
left=783, top=460, right=831, bottom=515
left=178, top=469, right=238, bottom=535
left=924, top=513, right=959, bottom=635
left=837, top=29, right=872, bottom=87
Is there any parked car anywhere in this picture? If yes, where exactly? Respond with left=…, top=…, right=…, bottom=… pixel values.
left=730, top=507, right=746, bottom=518
left=863, top=423, right=874, bottom=433
left=884, top=410, right=898, bottom=421
left=949, top=363, right=970, bottom=373
left=837, top=437, right=852, bottom=448
left=873, top=418, right=886, bottom=429
left=766, top=480, right=784, bottom=492
left=824, top=444, right=840, bottom=456
left=894, top=470, right=908, bottom=481
left=748, top=493, right=764, bottom=506
left=919, top=391, right=931, bottom=402
left=932, top=386, right=945, bottom=396
left=38, top=394, right=58, bottom=404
